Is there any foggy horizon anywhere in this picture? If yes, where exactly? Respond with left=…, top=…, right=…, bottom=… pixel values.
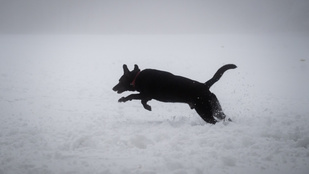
left=1, top=0, right=309, bottom=35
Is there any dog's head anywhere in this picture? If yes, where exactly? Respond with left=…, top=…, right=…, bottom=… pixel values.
left=113, top=64, right=140, bottom=94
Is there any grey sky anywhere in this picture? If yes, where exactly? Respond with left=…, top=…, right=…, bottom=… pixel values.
left=0, top=0, right=308, bottom=34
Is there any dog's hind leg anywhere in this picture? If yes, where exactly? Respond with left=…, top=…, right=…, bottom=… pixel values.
left=209, top=94, right=226, bottom=121
left=194, top=103, right=217, bottom=124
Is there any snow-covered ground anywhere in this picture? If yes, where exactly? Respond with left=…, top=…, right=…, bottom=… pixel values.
left=0, top=34, right=308, bottom=174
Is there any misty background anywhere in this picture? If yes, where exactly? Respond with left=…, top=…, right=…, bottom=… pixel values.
left=1, top=0, right=309, bottom=34
left=1, top=1, right=309, bottom=173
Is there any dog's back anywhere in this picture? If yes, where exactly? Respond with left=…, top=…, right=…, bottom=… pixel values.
left=135, top=69, right=206, bottom=103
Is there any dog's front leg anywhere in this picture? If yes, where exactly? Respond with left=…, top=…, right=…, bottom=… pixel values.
left=141, top=99, right=152, bottom=111
left=118, top=94, right=143, bottom=103
left=118, top=94, right=152, bottom=111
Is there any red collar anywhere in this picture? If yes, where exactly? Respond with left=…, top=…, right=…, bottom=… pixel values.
left=130, top=71, right=140, bottom=87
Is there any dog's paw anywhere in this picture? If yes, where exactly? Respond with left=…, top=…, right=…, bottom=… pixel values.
left=222, top=118, right=232, bottom=126
left=144, top=105, right=152, bottom=111
left=118, top=97, right=126, bottom=102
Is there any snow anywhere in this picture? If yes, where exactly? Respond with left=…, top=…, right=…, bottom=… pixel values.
left=0, top=34, right=308, bottom=174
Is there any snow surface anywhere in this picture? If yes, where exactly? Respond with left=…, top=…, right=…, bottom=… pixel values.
left=0, top=34, right=308, bottom=174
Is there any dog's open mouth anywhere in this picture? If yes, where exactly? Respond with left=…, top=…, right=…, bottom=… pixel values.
left=113, top=89, right=124, bottom=94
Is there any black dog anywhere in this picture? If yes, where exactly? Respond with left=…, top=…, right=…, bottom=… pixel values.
left=113, top=64, right=237, bottom=124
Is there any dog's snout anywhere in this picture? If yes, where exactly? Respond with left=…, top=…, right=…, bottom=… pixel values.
left=113, top=83, right=126, bottom=94
left=113, top=83, right=120, bottom=91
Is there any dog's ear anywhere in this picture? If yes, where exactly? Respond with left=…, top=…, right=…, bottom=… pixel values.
left=123, top=64, right=129, bottom=74
left=134, top=64, right=140, bottom=71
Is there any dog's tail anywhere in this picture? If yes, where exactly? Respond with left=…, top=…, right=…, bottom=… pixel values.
left=205, top=64, right=237, bottom=89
